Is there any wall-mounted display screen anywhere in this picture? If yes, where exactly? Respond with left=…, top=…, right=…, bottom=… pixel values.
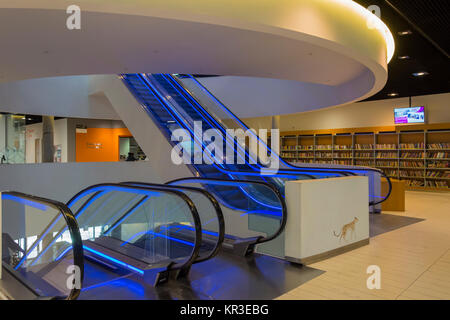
left=394, top=106, right=425, bottom=124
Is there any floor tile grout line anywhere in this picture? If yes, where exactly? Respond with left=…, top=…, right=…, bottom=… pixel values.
left=395, top=247, right=450, bottom=300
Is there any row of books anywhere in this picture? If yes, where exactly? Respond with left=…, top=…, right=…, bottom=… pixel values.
left=298, top=153, right=314, bottom=158
left=425, top=181, right=449, bottom=188
left=427, top=143, right=450, bottom=149
left=355, top=160, right=372, bottom=166
left=428, top=162, right=449, bottom=169
left=316, top=145, right=333, bottom=150
left=333, top=160, right=352, bottom=165
left=404, top=179, right=424, bottom=187
left=426, top=171, right=450, bottom=178
left=382, top=169, right=398, bottom=177
left=401, top=152, right=424, bottom=159
left=428, top=152, right=449, bottom=159
left=281, top=146, right=297, bottom=151
left=280, top=153, right=298, bottom=159
left=298, top=146, right=314, bottom=150
left=400, top=143, right=425, bottom=149
left=334, top=145, right=353, bottom=150
left=398, top=161, right=422, bottom=168
left=355, top=144, right=373, bottom=150
left=316, top=152, right=333, bottom=157
left=375, top=144, right=397, bottom=149
left=376, top=160, right=397, bottom=167
left=376, top=152, right=397, bottom=159
left=334, top=153, right=352, bottom=159
left=399, top=170, right=424, bottom=178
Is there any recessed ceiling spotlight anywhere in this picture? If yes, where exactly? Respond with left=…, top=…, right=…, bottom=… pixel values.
left=398, top=30, right=412, bottom=36
left=412, top=71, right=429, bottom=77
left=388, top=93, right=399, bottom=97
left=398, top=55, right=410, bottom=60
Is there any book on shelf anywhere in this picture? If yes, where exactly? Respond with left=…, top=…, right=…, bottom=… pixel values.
left=316, top=145, right=332, bottom=150
left=376, top=152, right=397, bottom=159
left=354, top=152, right=372, bottom=158
left=425, top=180, right=449, bottom=188
left=297, top=145, right=314, bottom=150
left=376, top=160, right=397, bottom=167
left=334, top=145, right=352, bottom=150
left=404, top=179, right=425, bottom=187
left=355, top=144, right=373, bottom=150
left=427, top=152, right=449, bottom=159
left=400, top=143, right=425, bottom=149
left=400, top=160, right=424, bottom=168
left=427, top=161, right=449, bottom=169
left=333, top=160, right=352, bottom=165
left=375, top=144, right=397, bottom=150
left=382, top=169, right=398, bottom=177
left=316, top=152, right=333, bottom=158
left=425, top=170, right=450, bottom=178
left=298, top=152, right=314, bottom=159
left=401, top=152, right=424, bottom=159
left=427, top=143, right=450, bottom=150
left=355, top=160, right=373, bottom=166
left=399, top=170, right=424, bottom=178
left=334, top=152, right=352, bottom=159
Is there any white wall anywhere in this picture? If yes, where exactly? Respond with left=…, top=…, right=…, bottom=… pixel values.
left=0, top=76, right=120, bottom=120
left=243, top=92, right=450, bottom=131
left=0, top=162, right=160, bottom=203
left=0, top=115, right=5, bottom=154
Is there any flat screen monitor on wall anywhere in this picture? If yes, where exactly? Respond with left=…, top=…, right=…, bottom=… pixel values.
left=394, top=106, right=426, bottom=124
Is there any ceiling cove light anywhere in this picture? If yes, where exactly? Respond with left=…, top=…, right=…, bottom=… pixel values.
left=341, top=0, right=395, bottom=63
left=398, top=30, right=413, bottom=36
left=412, top=72, right=429, bottom=77
left=388, top=93, right=399, bottom=97
left=398, top=55, right=410, bottom=60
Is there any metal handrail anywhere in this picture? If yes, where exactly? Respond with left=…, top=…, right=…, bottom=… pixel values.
left=1, top=191, right=84, bottom=300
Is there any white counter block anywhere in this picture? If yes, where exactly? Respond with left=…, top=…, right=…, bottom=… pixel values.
left=285, top=176, right=369, bottom=264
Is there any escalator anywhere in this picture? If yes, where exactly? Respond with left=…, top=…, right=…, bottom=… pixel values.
left=1, top=182, right=224, bottom=299
left=120, top=73, right=392, bottom=210
left=1, top=192, right=83, bottom=300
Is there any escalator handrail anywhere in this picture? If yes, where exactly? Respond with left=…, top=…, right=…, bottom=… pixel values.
left=1, top=191, right=84, bottom=300
left=66, top=183, right=203, bottom=272
left=166, top=177, right=287, bottom=245
left=120, top=181, right=225, bottom=263
left=172, top=74, right=393, bottom=205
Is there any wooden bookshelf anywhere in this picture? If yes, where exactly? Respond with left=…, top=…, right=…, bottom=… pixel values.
left=277, top=123, right=450, bottom=192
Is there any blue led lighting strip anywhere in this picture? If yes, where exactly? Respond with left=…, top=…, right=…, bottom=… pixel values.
left=2, top=194, right=48, bottom=211
left=83, top=245, right=145, bottom=275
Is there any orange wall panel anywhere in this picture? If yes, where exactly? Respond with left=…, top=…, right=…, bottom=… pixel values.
left=76, top=128, right=131, bottom=162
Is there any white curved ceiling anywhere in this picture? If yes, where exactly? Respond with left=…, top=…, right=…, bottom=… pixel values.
left=0, top=0, right=394, bottom=115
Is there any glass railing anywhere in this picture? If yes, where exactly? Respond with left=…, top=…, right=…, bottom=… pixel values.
left=120, top=182, right=225, bottom=264
left=166, top=177, right=287, bottom=256
left=1, top=191, right=83, bottom=300
left=65, top=183, right=202, bottom=285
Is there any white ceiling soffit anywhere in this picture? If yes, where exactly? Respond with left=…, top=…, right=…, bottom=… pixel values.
left=0, top=0, right=394, bottom=113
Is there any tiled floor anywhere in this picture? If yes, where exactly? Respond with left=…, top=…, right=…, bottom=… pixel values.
left=277, top=191, right=450, bottom=300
